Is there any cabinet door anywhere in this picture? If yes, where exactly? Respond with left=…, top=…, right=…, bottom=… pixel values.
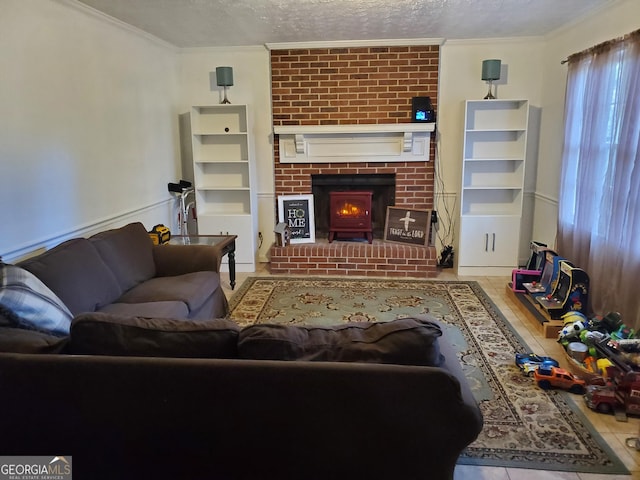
left=197, top=215, right=254, bottom=265
left=458, top=216, right=520, bottom=267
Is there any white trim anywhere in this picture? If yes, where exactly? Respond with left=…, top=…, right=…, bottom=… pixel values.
left=274, top=124, right=435, bottom=164
left=56, top=0, right=179, bottom=51
left=443, top=36, right=544, bottom=46
left=274, top=124, right=435, bottom=135
left=2, top=199, right=172, bottom=263
left=457, top=266, right=516, bottom=276
left=180, top=45, right=269, bottom=54
left=266, top=38, right=445, bottom=50
left=534, top=191, right=559, bottom=206
left=544, top=0, right=621, bottom=41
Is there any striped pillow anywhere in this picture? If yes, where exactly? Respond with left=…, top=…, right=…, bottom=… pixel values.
left=0, top=263, right=72, bottom=336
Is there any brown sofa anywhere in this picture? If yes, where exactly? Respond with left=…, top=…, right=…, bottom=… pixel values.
left=0, top=223, right=483, bottom=480
left=0, top=324, right=482, bottom=480
left=18, top=221, right=229, bottom=322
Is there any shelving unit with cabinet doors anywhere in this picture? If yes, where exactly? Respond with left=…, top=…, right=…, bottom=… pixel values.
left=180, top=105, right=257, bottom=272
left=458, top=99, right=530, bottom=275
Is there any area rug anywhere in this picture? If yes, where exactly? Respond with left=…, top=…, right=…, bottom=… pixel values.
left=229, top=277, right=629, bottom=474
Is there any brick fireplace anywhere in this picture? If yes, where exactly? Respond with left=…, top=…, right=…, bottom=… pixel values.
left=269, top=45, right=439, bottom=277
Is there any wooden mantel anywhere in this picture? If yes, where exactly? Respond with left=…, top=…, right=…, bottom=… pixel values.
left=273, top=123, right=435, bottom=164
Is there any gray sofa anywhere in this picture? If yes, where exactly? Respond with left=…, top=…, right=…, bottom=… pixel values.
left=20, top=221, right=228, bottom=322
left=0, top=223, right=483, bottom=480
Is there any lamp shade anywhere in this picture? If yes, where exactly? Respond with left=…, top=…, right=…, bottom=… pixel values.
left=216, top=66, right=234, bottom=87
left=481, top=59, right=501, bottom=81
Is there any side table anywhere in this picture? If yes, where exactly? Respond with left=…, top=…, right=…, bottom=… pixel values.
left=169, top=235, right=237, bottom=289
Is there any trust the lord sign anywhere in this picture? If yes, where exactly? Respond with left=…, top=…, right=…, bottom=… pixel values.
left=384, top=207, right=431, bottom=246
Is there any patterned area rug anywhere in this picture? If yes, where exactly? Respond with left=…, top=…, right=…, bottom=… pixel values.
left=229, top=277, right=628, bottom=474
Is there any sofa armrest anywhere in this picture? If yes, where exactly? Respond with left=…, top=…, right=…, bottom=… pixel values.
left=152, top=244, right=222, bottom=276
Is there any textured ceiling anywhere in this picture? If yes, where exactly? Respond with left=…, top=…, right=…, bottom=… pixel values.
left=76, top=0, right=609, bottom=48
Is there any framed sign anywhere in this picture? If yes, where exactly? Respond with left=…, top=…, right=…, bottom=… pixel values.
left=277, top=195, right=315, bottom=244
left=384, top=207, right=431, bottom=246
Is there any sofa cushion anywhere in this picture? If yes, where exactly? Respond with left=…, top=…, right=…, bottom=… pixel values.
left=70, top=313, right=240, bottom=358
left=0, top=326, right=68, bottom=354
left=90, top=222, right=156, bottom=292
left=117, top=271, right=219, bottom=315
left=238, top=317, right=443, bottom=366
left=98, top=301, right=189, bottom=319
left=0, top=263, right=73, bottom=335
left=18, top=238, right=122, bottom=315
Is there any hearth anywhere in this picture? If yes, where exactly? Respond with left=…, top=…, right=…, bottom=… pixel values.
left=329, top=191, right=373, bottom=243
left=312, top=174, right=395, bottom=239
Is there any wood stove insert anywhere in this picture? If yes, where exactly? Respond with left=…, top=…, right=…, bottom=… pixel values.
left=312, top=173, right=395, bottom=240
left=329, top=191, right=373, bottom=243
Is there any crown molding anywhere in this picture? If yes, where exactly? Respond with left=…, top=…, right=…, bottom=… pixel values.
left=544, top=0, right=623, bottom=41
left=265, top=38, right=445, bottom=50
left=54, top=0, right=179, bottom=52
left=443, top=36, right=544, bottom=46
left=180, top=45, right=269, bottom=54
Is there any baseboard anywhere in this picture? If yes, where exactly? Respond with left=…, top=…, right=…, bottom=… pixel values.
left=457, top=266, right=514, bottom=276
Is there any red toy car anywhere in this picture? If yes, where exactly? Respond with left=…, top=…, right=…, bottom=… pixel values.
left=533, top=366, right=587, bottom=394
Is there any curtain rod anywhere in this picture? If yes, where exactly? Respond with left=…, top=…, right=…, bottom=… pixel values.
left=561, top=28, right=640, bottom=65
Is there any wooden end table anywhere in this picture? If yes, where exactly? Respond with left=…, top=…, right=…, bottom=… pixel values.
left=168, top=235, right=237, bottom=289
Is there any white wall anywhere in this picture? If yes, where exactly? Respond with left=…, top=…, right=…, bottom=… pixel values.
left=437, top=0, right=639, bottom=263
left=437, top=38, right=544, bottom=263
left=177, top=47, right=274, bottom=263
left=0, top=0, right=180, bottom=261
left=534, top=0, right=640, bottom=249
left=3, top=0, right=637, bottom=268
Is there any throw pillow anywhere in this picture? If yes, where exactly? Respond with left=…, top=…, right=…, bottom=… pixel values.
left=238, top=316, right=443, bottom=366
left=70, top=313, right=240, bottom=358
left=0, top=264, right=73, bottom=336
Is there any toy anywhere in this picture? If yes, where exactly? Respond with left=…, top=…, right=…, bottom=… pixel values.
left=515, top=353, right=559, bottom=376
left=584, top=335, right=640, bottom=417
left=597, top=358, right=615, bottom=375
left=600, top=311, right=623, bottom=333
left=583, top=355, right=599, bottom=373
left=558, top=320, right=587, bottom=346
left=562, top=311, right=587, bottom=326
left=612, top=324, right=636, bottom=341
left=579, top=330, right=607, bottom=357
left=533, top=366, right=587, bottom=394
left=535, top=261, right=589, bottom=319
left=585, top=371, right=640, bottom=415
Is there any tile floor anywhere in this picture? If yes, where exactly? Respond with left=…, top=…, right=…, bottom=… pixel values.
left=222, top=265, right=640, bottom=480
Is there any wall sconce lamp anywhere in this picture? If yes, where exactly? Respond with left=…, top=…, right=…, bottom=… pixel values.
left=481, top=59, right=501, bottom=99
left=216, top=66, right=234, bottom=104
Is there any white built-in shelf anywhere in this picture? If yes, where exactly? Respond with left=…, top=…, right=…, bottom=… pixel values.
left=180, top=104, right=257, bottom=271
left=458, top=99, right=531, bottom=275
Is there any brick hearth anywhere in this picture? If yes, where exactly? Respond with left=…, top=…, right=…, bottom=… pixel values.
left=269, top=44, right=439, bottom=277
left=270, top=240, right=437, bottom=278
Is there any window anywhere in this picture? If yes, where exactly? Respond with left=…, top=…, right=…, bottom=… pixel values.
left=557, top=30, right=640, bottom=329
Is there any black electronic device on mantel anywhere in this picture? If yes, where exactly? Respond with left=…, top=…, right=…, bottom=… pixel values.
left=412, top=96, right=436, bottom=123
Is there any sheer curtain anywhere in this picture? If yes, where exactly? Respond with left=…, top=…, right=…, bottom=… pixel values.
left=557, top=30, right=640, bottom=329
